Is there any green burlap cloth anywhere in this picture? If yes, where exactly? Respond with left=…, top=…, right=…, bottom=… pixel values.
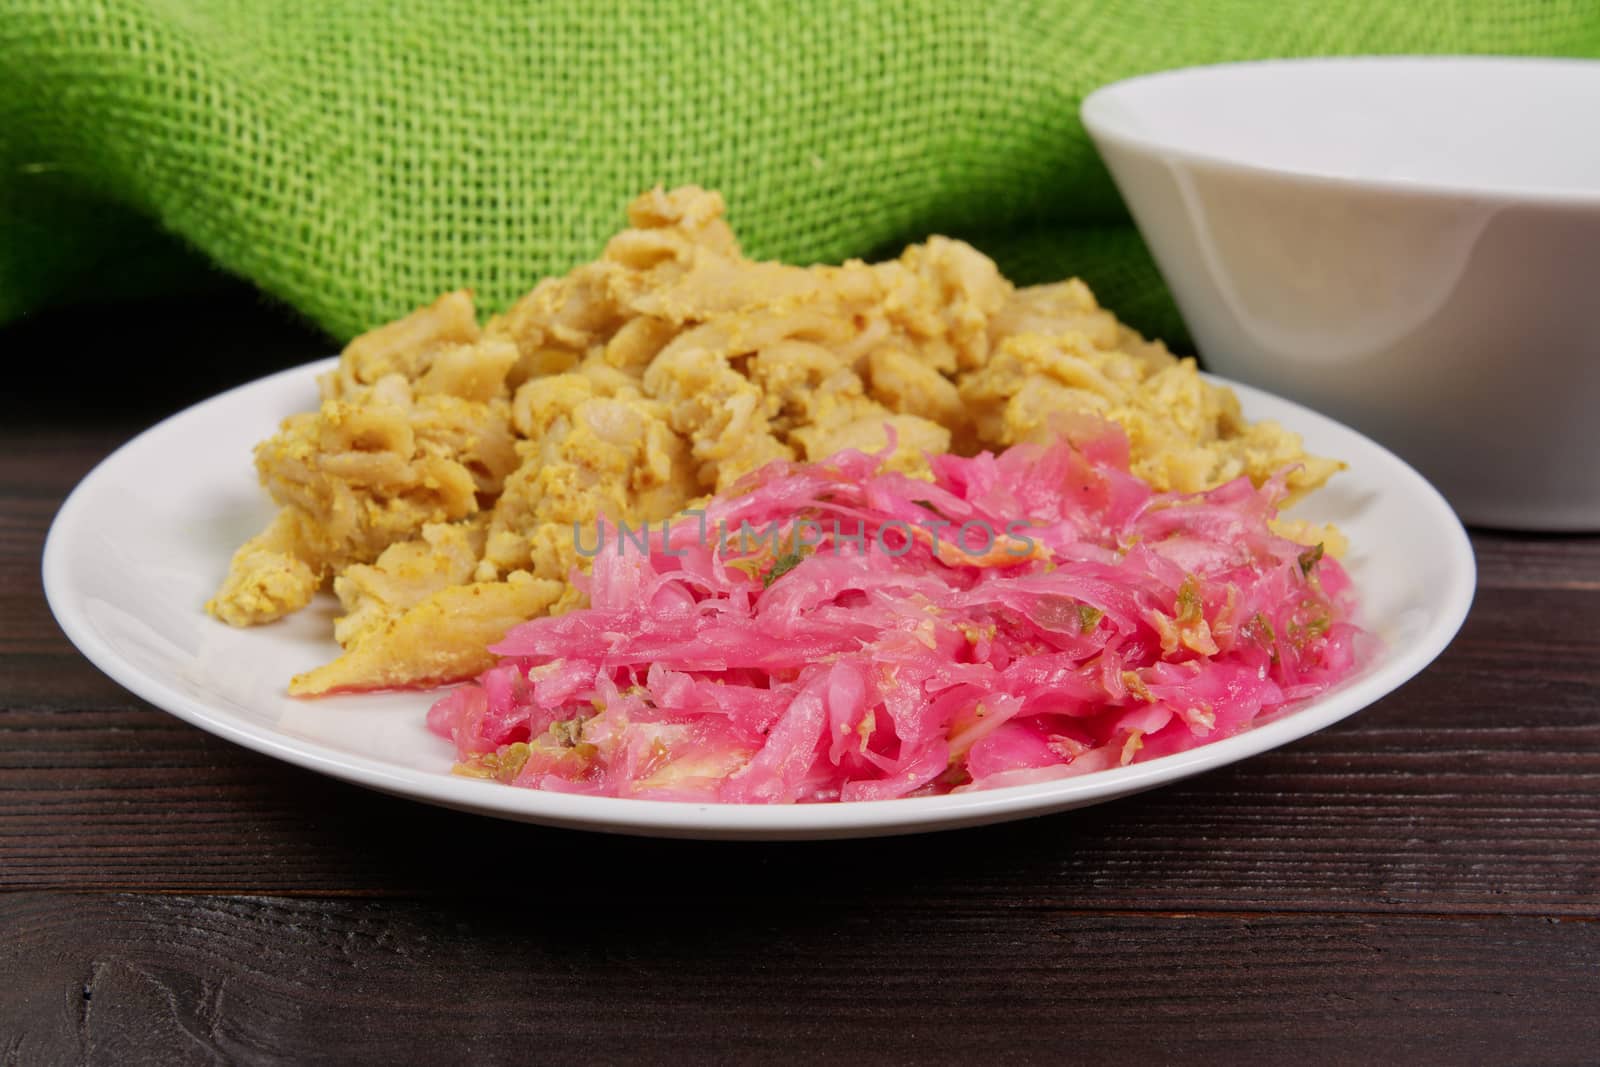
left=3, top=2, right=1597, bottom=345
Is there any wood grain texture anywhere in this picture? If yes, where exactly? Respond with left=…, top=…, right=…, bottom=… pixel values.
left=3, top=292, right=1597, bottom=1061
left=3, top=894, right=1598, bottom=1065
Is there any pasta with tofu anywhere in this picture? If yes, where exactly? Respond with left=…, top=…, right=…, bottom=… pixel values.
left=207, top=185, right=1342, bottom=695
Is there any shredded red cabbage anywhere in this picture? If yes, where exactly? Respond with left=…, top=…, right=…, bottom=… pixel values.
left=427, top=427, right=1362, bottom=802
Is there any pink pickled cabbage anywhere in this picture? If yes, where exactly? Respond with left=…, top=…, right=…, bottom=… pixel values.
left=427, top=427, right=1363, bottom=802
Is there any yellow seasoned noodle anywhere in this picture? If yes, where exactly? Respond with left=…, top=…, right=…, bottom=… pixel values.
left=206, top=186, right=1343, bottom=695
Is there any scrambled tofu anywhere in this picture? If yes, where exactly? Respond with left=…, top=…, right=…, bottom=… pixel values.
left=208, top=185, right=1343, bottom=696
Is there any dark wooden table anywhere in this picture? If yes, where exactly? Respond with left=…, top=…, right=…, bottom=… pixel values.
left=3, top=290, right=1598, bottom=1065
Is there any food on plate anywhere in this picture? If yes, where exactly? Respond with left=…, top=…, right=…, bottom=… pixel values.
left=206, top=185, right=1343, bottom=695
left=427, top=427, right=1362, bottom=801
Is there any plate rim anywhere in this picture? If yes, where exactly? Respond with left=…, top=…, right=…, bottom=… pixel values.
left=41, top=358, right=1477, bottom=839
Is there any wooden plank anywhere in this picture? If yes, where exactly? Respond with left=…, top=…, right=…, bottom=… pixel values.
left=2, top=893, right=1596, bottom=1065
left=1470, top=531, right=1600, bottom=591
left=2, top=664, right=1596, bottom=911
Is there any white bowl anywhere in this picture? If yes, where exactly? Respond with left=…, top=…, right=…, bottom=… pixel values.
left=1083, top=56, right=1600, bottom=530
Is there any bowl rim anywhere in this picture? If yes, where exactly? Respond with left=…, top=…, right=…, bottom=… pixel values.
left=1080, top=55, right=1600, bottom=207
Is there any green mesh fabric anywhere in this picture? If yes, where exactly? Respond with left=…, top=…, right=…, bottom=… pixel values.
left=3, top=1, right=1597, bottom=345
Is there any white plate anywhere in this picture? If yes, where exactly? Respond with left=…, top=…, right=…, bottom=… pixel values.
left=43, top=359, right=1476, bottom=839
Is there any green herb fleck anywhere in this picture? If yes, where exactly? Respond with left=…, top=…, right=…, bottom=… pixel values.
left=1298, top=543, right=1325, bottom=576
left=1242, top=611, right=1280, bottom=664
left=764, top=550, right=807, bottom=587
left=1175, top=576, right=1203, bottom=624
left=1290, top=612, right=1332, bottom=646
left=1076, top=605, right=1103, bottom=633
